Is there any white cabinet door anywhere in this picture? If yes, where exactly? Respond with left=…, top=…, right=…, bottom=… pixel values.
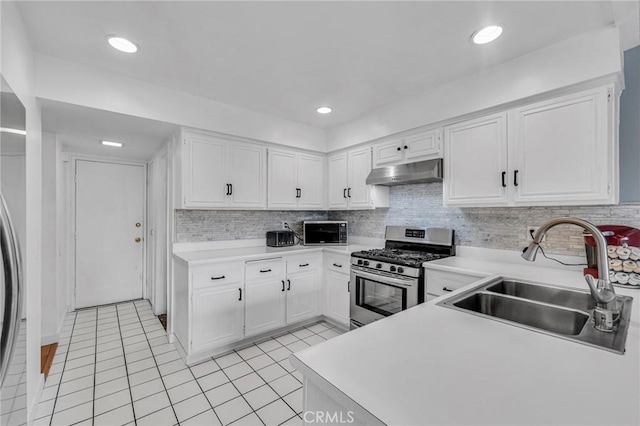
left=286, top=272, right=318, bottom=324
left=185, top=135, right=228, bottom=208
left=245, top=279, right=286, bottom=337
left=192, top=284, right=244, bottom=352
left=372, top=138, right=403, bottom=167
left=297, top=153, right=324, bottom=209
left=324, top=270, right=349, bottom=327
left=268, top=149, right=298, bottom=209
left=347, top=147, right=372, bottom=209
left=444, top=114, right=508, bottom=206
left=327, top=153, right=349, bottom=209
left=404, top=129, right=441, bottom=162
left=510, top=87, right=611, bottom=206
left=229, top=143, right=266, bottom=208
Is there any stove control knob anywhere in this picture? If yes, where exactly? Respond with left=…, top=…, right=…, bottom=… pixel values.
left=357, top=259, right=363, bottom=265
left=376, top=263, right=382, bottom=269
left=363, top=261, right=369, bottom=266
left=389, top=266, right=396, bottom=272
left=397, top=267, right=404, bottom=274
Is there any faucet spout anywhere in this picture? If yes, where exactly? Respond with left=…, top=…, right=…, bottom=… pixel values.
left=521, top=217, right=618, bottom=332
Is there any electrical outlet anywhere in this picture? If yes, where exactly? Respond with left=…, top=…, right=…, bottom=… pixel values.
left=282, top=222, right=289, bottom=230
left=527, top=226, right=546, bottom=242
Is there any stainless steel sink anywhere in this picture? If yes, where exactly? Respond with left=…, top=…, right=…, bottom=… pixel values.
left=438, top=277, right=633, bottom=354
left=486, top=280, right=595, bottom=312
left=453, top=292, right=590, bottom=336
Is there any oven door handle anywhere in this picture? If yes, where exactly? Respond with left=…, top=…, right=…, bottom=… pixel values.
left=351, top=268, right=416, bottom=288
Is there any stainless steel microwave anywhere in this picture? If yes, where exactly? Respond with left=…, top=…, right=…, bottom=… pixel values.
left=303, top=221, right=348, bottom=246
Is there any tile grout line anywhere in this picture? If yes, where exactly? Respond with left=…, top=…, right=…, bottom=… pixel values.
left=183, top=354, right=228, bottom=425
left=131, top=302, right=181, bottom=425
left=213, top=357, right=266, bottom=426
left=91, top=308, right=98, bottom=426
left=115, top=303, right=139, bottom=425
left=233, top=343, right=302, bottom=423
left=48, top=311, right=79, bottom=426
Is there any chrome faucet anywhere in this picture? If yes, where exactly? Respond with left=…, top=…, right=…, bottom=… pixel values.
left=521, top=217, right=618, bottom=332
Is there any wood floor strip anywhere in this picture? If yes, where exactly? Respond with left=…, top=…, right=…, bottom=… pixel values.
left=40, top=343, right=58, bottom=376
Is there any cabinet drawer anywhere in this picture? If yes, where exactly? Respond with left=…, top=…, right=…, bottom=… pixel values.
left=325, top=254, right=349, bottom=274
left=192, top=262, right=244, bottom=290
left=425, top=269, right=487, bottom=297
left=246, top=258, right=285, bottom=281
left=286, top=256, right=319, bottom=274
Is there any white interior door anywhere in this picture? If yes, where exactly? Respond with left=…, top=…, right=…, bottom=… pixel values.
left=75, top=159, right=145, bottom=309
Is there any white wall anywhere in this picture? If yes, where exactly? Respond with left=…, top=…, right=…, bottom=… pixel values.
left=41, top=131, right=62, bottom=344
left=327, top=25, right=624, bottom=151
left=34, top=54, right=327, bottom=152
left=1, top=1, right=44, bottom=421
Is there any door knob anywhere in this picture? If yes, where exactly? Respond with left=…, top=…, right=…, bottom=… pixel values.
left=135, top=237, right=142, bottom=243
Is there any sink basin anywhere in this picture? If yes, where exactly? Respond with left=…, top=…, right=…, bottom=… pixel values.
left=453, top=292, right=589, bottom=336
left=486, top=280, right=595, bottom=312
left=438, top=277, right=633, bottom=354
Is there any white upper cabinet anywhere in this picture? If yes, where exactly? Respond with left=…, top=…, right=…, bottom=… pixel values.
left=178, top=131, right=267, bottom=209
left=373, top=128, right=442, bottom=168
left=443, top=114, right=508, bottom=206
left=327, top=153, right=349, bottom=209
left=268, top=148, right=324, bottom=210
left=509, top=86, right=613, bottom=206
left=444, top=85, right=617, bottom=207
left=327, top=147, right=389, bottom=210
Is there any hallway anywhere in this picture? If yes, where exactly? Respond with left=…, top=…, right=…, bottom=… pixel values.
left=33, top=300, right=344, bottom=425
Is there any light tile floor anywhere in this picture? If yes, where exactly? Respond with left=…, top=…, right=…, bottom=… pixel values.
left=34, top=300, right=345, bottom=426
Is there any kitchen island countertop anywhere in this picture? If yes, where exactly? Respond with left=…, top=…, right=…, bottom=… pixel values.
left=291, top=251, right=640, bottom=426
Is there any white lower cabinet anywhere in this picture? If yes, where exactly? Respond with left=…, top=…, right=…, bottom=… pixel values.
left=323, top=254, right=350, bottom=327
left=286, top=271, right=318, bottom=324
left=245, top=277, right=287, bottom=337
left=172, top=251, right=324, bottom=363
left=192, top=284, right=244, bottom=352
left=424, top=268, right=488, bottom=301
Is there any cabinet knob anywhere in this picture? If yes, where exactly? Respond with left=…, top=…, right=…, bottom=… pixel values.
left=135, top=237, right=142, bottom=243
left=397, top=147, right=401, bottom=151
left=404, top=145, right=408, bottom=150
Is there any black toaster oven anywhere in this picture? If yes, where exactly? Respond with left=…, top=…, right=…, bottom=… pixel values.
left=266, top=230, right=295, bottom=247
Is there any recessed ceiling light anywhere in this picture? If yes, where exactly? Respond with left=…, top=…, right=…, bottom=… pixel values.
left=107, top=36, right=139, bottom=53
left=0, top=127, right=26, bottom=136
left=317, top=107, right=332, bottom=114
left=472, top=25, right=503, bottom=45
left=101, top=140, right=123, bottom=148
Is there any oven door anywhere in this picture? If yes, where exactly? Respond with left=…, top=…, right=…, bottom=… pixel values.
left=350, top=267, right=418, bottom=327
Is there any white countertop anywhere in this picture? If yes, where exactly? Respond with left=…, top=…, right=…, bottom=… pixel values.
left=173, top=243, right=378, bottom=266
left=291, top=250, right=640, bottom=425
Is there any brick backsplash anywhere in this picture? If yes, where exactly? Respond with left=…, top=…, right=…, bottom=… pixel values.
left=175, top=210, right=327, bottom=242
left=328, top=183, right=640, bottom=256
left=176, top=184, right=640, bottom=257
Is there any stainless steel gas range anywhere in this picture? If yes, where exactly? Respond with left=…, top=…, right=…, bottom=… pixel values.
left=349, top=226, right=455, bottom=328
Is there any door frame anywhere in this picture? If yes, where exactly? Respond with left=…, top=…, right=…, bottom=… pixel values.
left=68, top=153, right=148, bottom=312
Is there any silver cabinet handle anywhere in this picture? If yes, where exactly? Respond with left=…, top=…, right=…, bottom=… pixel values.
left=299, top=263, right=309, bottom=268
left=0, top=194, right=22, bottom=385
left=333, top=263, right=342, bottom=268
left=211, top=275, right=225, bottom=280
left=260, top=269, right=272, bottom=273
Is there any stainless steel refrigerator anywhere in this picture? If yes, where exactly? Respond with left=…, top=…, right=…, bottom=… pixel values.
left=1, top=76, right=27, bottom=426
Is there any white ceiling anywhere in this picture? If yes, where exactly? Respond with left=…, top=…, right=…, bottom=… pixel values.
left=40, top=100, right=177, bottom=160
left=18, top=1, right=637, bottom=131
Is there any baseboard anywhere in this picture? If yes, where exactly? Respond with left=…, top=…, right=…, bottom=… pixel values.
left=27, top=373, right=45, bottom=424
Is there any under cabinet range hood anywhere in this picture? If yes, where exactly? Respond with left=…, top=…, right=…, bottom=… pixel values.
left=366, top=158, right=443, bottom=186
